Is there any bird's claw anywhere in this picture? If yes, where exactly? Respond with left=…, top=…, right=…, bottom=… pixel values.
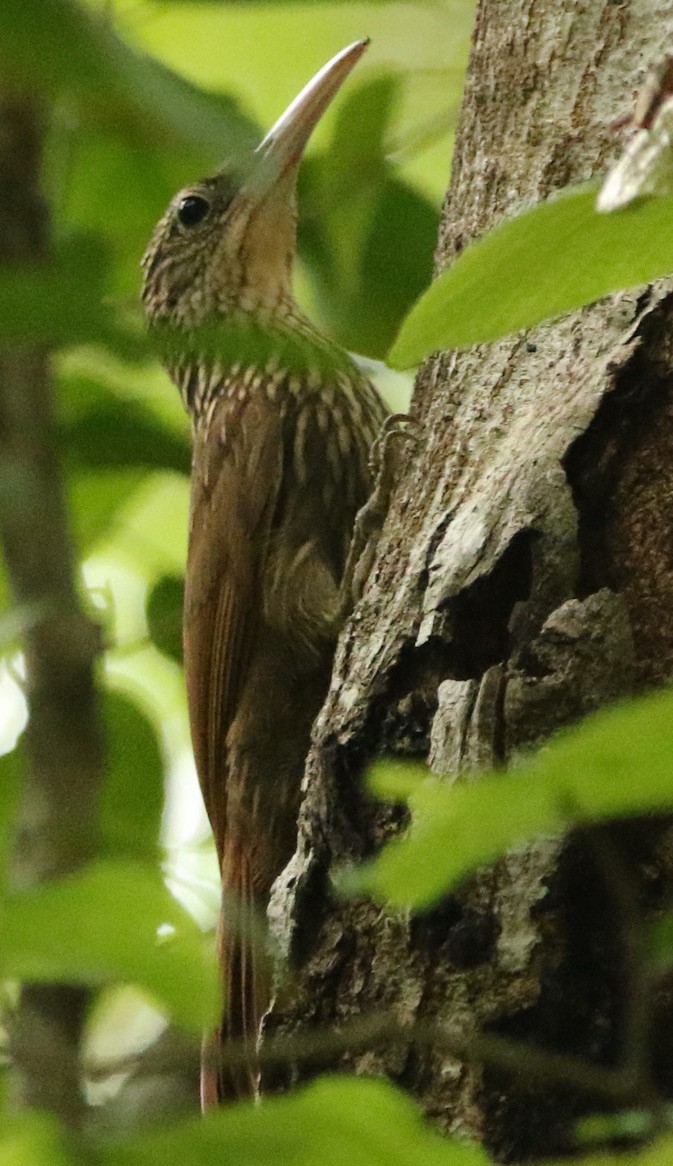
left=339, top=412, right=417, bottom=618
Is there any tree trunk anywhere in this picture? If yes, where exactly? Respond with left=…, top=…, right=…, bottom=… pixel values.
left=263, top=2, right=673, bottom=1160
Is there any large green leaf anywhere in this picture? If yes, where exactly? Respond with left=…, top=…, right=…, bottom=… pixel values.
left=0, top=860, right=218, bottom=1032
left=300, top=73, right=438, bottom=359
left=347, top=178, right=438, bottom=358
left=388, top=185, right=673, bottom=367
left=348, top=687, right=673, bottom=908
left=1, top=0, right=257, bottom=159
left=104, top=1075, right=488, bottom=1166
left=54, top=128, right=190, bottom=301
left=322, top=73, right=398, bottom=210
left=100, top=691, right=164, bottom=862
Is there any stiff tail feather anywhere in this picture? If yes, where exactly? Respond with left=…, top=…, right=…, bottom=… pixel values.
left=200, top=852, right=271, bottom=1107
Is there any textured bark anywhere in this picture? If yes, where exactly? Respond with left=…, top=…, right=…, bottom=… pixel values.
left=263, top=2, right=673, bottom=1161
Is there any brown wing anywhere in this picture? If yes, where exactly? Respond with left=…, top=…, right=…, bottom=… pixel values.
left=183, top=392, right=282, bottom=860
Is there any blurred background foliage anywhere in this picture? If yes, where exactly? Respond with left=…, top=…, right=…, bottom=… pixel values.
left=0, top=0, right=476, bottom=1146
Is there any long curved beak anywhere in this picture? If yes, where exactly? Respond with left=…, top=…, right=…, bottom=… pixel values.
left=251, top=39, right=369, bottom=190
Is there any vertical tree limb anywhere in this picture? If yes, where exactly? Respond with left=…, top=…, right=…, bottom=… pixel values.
left=264, top=1, right=673, bottom=1158
left=0, top=91, right=105, bottom=1128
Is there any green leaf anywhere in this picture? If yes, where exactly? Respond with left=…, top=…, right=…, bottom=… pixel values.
left=0, top=229, right=147, bottom=360
left=369, top=760, right=425, bottom=802
left=53, top=128, right=201, bottom=301
left=59, top=378, right=190, bottom=477
left=0, top=234, right=110, bottom=350
left=577, top=1108, right=660, bottom=1145
left=68, top=469, right=145, bottom=553
left=2, top=0, right=257, bottom=159
left=104, top=1075, right=488, bottom=1166
left=347, top=178, right=438, bottom=358
left=349, top=687, right=673, bottom=908
left=145, top=574, right=184, bottom=665
left=299, top=73, right=438, bottom=359
left=324, top=74, right=399, bottom=205
left=389, top=185, right=673, bottom=367
left=0, top=860, right=218, bottom=1032
left=100, top=691, right=164, bottom=862
left=0, top=1111, right=74, bottom=1166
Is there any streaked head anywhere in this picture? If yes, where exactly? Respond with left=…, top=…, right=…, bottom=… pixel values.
left=142, top=40, right=369, bottom=327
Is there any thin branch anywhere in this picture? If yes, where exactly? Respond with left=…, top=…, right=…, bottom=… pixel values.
left=0, top=89, right=105, bottom=1129
left=581, top=825, right=666, bottom=1126
left=82, top=1007, right=661, bottom=1111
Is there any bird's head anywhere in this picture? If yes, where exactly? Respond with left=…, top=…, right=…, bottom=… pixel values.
left=141, top=40, right=368, bottom=329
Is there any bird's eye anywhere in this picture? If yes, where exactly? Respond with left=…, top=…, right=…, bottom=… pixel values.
left=177, top=194, right=210, bottom=228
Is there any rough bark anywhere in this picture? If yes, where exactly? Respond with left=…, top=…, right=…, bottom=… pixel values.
left=263, top=1, right=673, bottom=1160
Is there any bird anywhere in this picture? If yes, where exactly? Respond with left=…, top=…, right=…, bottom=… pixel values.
left=141, top=41, right=389, bottom=1105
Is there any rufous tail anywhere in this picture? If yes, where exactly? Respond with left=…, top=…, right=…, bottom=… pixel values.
left=200, top=852, right=270, bottom=1107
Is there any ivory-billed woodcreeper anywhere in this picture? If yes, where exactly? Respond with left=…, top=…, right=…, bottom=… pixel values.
left=141, top=41, right=388, bottom=1104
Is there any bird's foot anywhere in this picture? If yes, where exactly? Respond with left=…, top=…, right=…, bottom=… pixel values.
left=338, top=412, right=418, bottom=618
